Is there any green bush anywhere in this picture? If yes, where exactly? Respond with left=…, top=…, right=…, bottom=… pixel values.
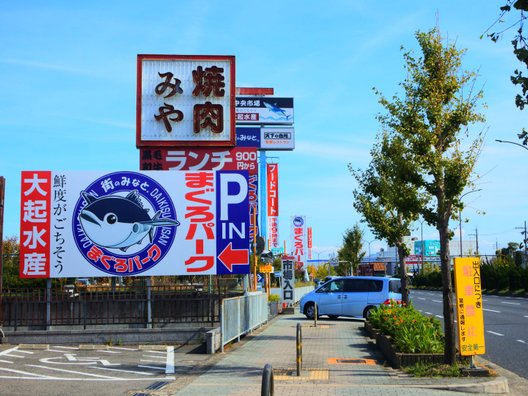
left=368, top=302, right=444, bottom=353
left=268, top=294, right=280, bottom=303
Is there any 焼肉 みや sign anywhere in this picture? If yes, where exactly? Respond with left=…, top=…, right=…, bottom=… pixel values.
left=137, top=55, right=236, bottom=147
left=20, top=170, right=250, bottom=278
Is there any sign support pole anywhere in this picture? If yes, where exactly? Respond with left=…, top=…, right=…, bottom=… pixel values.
left=0, top=177, right=5, bottom=304
left=253, top=209, right=258, bottom=291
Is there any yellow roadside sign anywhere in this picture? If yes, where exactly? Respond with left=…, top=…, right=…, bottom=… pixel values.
left=454, top=257, right=486, bottom=356
left=259, top=264, right=273, bottom=273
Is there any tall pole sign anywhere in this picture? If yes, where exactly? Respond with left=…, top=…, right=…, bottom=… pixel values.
left=0, top=176, right=5, bottom=297
left=291, top=215, right=307, bottom=272
left=266, top=163, right=280, bottom=254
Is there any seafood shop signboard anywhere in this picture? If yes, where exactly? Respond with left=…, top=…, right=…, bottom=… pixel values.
left=20, top=170, right=250, bottom=278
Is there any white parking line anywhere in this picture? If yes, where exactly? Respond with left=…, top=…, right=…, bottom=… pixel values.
left=502, top=301, right=520, bottom=306
left=487, top=331, right=504, bottom=336
left=483, top=308, right=501, bottom=313
left=17, top=350, right=34, bottom=355
left=88, top=366, right=154, bottom=376
left=0, top=347, right=19, bottom=356
left=166, top=346, right=175, bottom=374
left=0, top=366, right=57, bottom=379
left=52, top=346, right=78, bottom=350
left=144, top=355, right=165, bottom=360
left=26, top=364, right=117, bottom=379
left=516, top=340, right=527, bottom=344
left=432, top=300, right=442, bottom=303
left=435, top=315, right=444, bottom=319
left=0, top=360, right=13, bottom=364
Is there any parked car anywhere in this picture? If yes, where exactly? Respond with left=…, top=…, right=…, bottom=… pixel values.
left=300, top=276, right=402, bottom=320
left=74, top=278, right=93, bottom=289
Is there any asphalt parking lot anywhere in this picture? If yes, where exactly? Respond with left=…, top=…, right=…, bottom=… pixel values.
left=0, top=343, right=211, bottom=396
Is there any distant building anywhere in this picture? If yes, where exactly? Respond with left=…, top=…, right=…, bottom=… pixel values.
left=361, top=238, right=479, bottom=275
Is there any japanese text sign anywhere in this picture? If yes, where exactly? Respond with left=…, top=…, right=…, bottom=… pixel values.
left=260, top=127, right=295, bottom=150
left=139, top=147, right=257, bottom=175
left=236, top=127, right=261, bottom=148
left=454, top=257, right=486, bottom=356
left=267, top=163, right=280, bottom=251
left=291, top=215, right=307, bottom=269
left=137, top=55, right=236, bottom=147
left=281, top=255, right=296, bottom=306
left=235, top=97, right=294, bottom=125
left=20, top=170, right=250, bottom=278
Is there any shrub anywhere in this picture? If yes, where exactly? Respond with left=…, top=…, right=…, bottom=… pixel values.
left=268, top=294, right=280, bottom=303
left=368, top=302, right=444, bottom=353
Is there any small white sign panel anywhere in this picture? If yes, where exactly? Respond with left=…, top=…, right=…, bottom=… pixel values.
left=260, top=127, right=295, bottom=150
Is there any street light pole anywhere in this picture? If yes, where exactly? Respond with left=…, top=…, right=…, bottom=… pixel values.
left=495, top=139, right=528, bottom=151
left=459, top=189, right=483, bottom=258
left=367, top=239, right=375, bottom=263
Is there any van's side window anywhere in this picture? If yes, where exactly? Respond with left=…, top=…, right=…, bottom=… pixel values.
left=344, top=279, right=383, bottom=292
left=320, top=280, right=344, bottom=293
left=368, top=280, right=383, bottom=292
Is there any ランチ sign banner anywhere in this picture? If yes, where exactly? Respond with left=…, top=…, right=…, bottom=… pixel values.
left=137, top=55, right=236, bottom=147
left=20, top=170, right=250, bottom=278
left=139, top=147, right=257, bottom=175
left=454, top=257, right=486, bottom=356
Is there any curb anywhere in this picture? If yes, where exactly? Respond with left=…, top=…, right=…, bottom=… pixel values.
left=421, top=377, right=509, bottom=394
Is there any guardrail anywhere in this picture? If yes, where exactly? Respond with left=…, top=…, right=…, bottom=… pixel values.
left=221, top=292, right=268, bottom=352
left=1, top=285, right=231, bottom=330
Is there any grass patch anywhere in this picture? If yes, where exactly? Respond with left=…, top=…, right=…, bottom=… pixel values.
left=404, top=362, right=467, bottom=377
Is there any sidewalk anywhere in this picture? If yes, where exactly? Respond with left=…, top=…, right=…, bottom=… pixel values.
left=167, top=311, right=520, bottom=395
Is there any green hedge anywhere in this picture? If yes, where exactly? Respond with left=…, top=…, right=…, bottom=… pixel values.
left=412, top=262, right=528, bottom=294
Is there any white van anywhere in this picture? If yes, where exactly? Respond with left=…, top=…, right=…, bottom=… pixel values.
left=300, top=276, right=402, bottom=320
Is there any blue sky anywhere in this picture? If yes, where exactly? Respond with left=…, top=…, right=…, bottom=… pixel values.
left=1, top=1, right=527, bottom=259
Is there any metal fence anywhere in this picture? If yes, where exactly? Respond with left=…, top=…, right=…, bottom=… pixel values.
left=221, top=292, right=268, bottom=351
left=0, top=285, right=237, bottom=330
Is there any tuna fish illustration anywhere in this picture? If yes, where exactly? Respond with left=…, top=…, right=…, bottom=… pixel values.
left=263, top=101, right=289, bottom=118
left=79, top=190, right=179, bottom=252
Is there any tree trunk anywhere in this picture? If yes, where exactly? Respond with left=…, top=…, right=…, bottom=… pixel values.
left=438, top=219, right=456, bottom=365
left=398, top=244, right=410, bottom=306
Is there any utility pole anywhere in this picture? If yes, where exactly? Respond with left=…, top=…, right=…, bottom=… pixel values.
left=516, top=221, right=527, bottom=267
left=0, top=177, right=5, bottom=321
left=469, top=227, right=479, bottom=256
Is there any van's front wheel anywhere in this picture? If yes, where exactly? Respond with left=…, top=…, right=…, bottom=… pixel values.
left=304, top=303, right=317, bottom=319
left=363, top=306, right=376, bottom=320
